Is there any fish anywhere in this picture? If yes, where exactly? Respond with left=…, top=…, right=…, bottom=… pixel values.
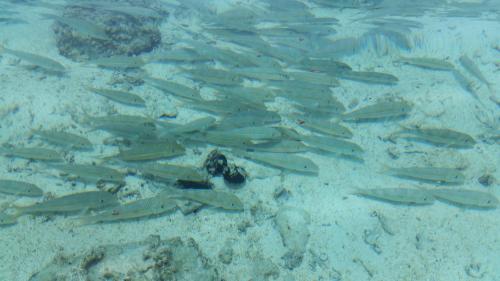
left=0, top=17, right=27, bottom=25
left=287, top=71, right=340, bottom=86
left=213, top=86, right=276, bottom=104
left=336, top=70, right=399, bottom=85
left=186, top=66, right=243, bottom=86
left=158, top=117, right=216, bottom=136
left=160, top=187, right=244, bottom=211
left=458, top=55, right=491, bottom=89
left=354, top=188, right=435, bottom=205
left=0, top=44, right=66, bottom=73
left=293, top=58, right=351, bottom=74
left=197, top=131, right=255, bottom=148
left=108, top=140, right=185, bottom=162
left=246, top=140, right=308, bottom=153
left=32, top=129, right=93, bottom=150
left=83, top=114, right=157, bottom=139
left=13, top=191, right=118, bottom=216
left=452, top=69, right=480, bottom=100
left=87, top=87, right=146, bottom=107
left=233, top=149, right=319, bottom=175
left=297, top=117, right=353, bottom=138
left=292, top=95, right=346, bottom=117
left=0, top=146, right=63, bottom=161
left=301, top=135, right=364, bottom=158
left=217, top=127, right=282, bottom=141
left=75, top=196, right=178, bottom=225
left=142, top=76, right=204, bottom=102
left=383, top=166, right=465, bottom=185
left=86, top=55, right=147, bottom=69
left=48, top=163, right=125, bottom=184
left=234, top=66, right=289, bottom=81
left=341, top=100, right=412, bottom=121
left=0, top=212, right=17, bottom=226
left=150, top=48, right=211, bottom=63
left=390, top=126, right=476, bottom=148
left=429, top=189, right=498, bottom=209
left=217, top=110, right=282, bottom=129
left=397, top=57, right=455, bottom=71
left=0, top=180, right=43, bottom=197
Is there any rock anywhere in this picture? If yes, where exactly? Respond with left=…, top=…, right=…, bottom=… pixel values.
left=218, top=240, right=234, bottom=265
left=29, top=235, right=218, bottom=281
left=204, top=150, right=228, bottom=176
left=52, top=0, right=166, bottom=61
left=274, top=206, right=311, bottom=270
left=223, top=163, right=247, bottom=187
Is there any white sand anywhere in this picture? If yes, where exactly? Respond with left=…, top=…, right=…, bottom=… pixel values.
left=0, top=1, right=499, bottom=280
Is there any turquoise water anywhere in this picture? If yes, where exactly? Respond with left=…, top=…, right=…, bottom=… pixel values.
left=0, top=0, right=499, bottom=280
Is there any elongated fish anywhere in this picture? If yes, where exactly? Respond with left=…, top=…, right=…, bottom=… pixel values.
left=76, top=196, right=177, bottom=225
left=342, top=100, right=412, bottom=121
left=298, top=117, right=353, bottom=138
left=13, top=191, right=118, bottom=216
left=187, top=66, right=243, bottom=86
left=0, top=212, right=17, bottom=226
left=0, top=44, right=66, bottom=73
left=160, top=187, right=244, bottom=211
left=354, top=188, right=435, bottom=205
left=0, top=180, right=43, bottom=197
left=158, top=117, right=216, bottom=136
left=384, top=166, right=465, bottom=184
left=233, top=149, right=319, bottom=174
left=83, top=114, right=157, bottom=139
left=48, top=163, right=125, bottom=184
left=142, top=76, right=203, bottom=102
left=217, top=110, right=282, bottom=129
left=32, top=129, right=92, bottom=150
left=246, top=140, right=308, bottom=153
left=459, top=55, right=491, bottom=89
left=390, top=126, right=476, bottom=148
left=301, top=135, right=364, bottom=158
left=397, top=57, right=455, bottom=71
left=0, top=146, right=63, bottom=161
left=109, top=140, right=185, bottom=162
left=336, top=70, right=399, bottom=85
left=429, top=189, right=498, bottom=209
left=86, top=55, right=146, bottom=69
left=87, top=87, right=145, bottom=107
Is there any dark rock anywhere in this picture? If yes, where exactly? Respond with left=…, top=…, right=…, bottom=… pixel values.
left=52, top=0, right=166, bottom=61
left=204, top=150, right=228, bottom=176
left=223, top=164, right=246, bottom=186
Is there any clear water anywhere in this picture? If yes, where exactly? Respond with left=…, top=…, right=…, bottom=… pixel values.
left=0, top=0, right=499, bottom=280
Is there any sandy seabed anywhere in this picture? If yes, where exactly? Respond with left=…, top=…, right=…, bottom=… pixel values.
left=0, top=0, right=499, bottom=280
